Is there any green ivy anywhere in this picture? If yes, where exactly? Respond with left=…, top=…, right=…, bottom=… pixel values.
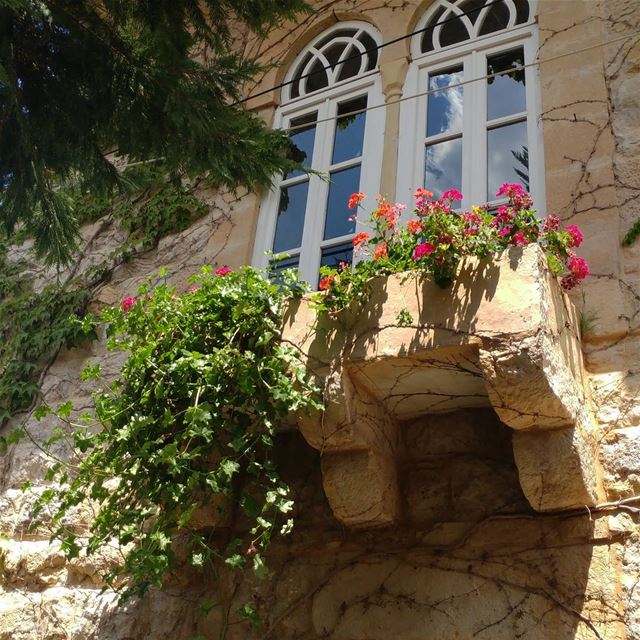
left=623, top=218, right=640, bottom=247
left=0, top=246, right=92, bottom=428
left=33, top=266, right=320, bottom=603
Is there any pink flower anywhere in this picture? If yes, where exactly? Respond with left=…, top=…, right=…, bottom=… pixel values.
left=498, top=226, right=513, bottom=237
left=121, top=297, right=136, bottom=313
left=565, top=224, right=583, bottom=248
left=413, top=242, right=436, bottom=260
left=215, top=266, right=232, bottom=277
left=348, top=192, right=366, bottom=209
left=188, top=285, right=200, bottom=293
left=496, top=183, right=527, bottom=199
left=442, top=189, right=463, bottom=202
left=543, top=214, right=560, bottom=232
left=568, top=255, right=589, bottom=279
left=511, top=230, right=530, bottom=246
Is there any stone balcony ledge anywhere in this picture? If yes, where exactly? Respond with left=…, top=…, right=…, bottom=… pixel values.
left=282, top=245, right=604, bottom=527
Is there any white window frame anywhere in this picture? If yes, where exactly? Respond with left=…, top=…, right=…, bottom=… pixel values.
left=396, top=3, right=545, bottom=214
left=252, top=22, right=385, bottom=285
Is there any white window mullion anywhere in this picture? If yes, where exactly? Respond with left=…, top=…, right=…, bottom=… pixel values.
left=299, top=99, right=332, bottom=284
left=524, top=35, right=545, bottom=215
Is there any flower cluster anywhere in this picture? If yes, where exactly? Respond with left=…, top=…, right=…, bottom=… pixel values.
left=315, top=184, right=589, bottom=312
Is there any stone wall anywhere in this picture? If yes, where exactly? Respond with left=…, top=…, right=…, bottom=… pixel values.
left=2, top=0, right=640, bottom=638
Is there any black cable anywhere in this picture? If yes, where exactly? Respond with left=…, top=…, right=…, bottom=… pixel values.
left=237, top=0, right=513, bottom=105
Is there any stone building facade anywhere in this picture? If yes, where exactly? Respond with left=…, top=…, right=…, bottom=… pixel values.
left=1, top=0, right=640, bottom=638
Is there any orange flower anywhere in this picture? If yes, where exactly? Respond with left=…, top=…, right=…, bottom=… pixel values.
left=414, top=187, right=433, bottom=200
left=348, top=192, right=366, bottom=209
left=318, top=274, right=336, bottom=291
left=352, top=232, right=370, bottom=248
left=373, top=242, right=388, bottom=261
left=407, top=219, right=424, bottom=234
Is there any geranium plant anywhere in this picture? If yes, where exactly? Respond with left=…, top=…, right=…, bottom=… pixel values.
left=315, top=184, right=589, bottom=313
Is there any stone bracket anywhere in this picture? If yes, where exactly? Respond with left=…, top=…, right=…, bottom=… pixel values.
left=299, top=369, right=400, bottom=528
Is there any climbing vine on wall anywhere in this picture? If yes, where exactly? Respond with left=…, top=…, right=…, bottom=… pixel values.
left=0, top=166, right=210, bottom=452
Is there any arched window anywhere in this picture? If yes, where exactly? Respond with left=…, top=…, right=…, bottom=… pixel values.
left=252, top=22, right=385, bottom=286
left=397, top=0, right=544, bottom=211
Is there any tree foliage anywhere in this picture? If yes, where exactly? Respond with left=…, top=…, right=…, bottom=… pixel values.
left=0, top=0, right=308, bottom=265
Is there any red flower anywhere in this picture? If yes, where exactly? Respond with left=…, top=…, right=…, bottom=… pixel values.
left=565, top=224, right=583, bottom=248
left=511, top=230, right=530, bottom=246
left=413, top=242, right=436, bottom=260
left=318, top=274, right=336, bottom=291
left=442, top=189, right=463, bottom=202
left=407, top=219, right=424, bottom=234
left=348, top=192, right=366, bottom=209
left=215, top=266, right=232, bottom=277
left=373, top=242, right=388, bottom=261
left=352, top=232, right=370, bottom=248
left=568, top=255, right=589, bottom=279
left=121, top=297, right=136, bottom=313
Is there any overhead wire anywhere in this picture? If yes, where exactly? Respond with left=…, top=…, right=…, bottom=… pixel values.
left=236, top=0, right=510, bottom=105
left=281, top=30, right=640, bottom=134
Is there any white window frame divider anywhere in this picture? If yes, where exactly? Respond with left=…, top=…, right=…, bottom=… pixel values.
left=397, top=7, right=545, bottom=216
left=252, top=22, right=385, bottom=286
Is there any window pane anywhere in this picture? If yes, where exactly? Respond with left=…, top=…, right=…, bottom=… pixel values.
left=425, top=137, right=462, bottom=199
left=332, top=96, right=368, bottom=164
left=273, top=181, right=309, bottom=253
left=269, top=254, right=300, bottom=283
left=320, top=242, right=353, bottom=282
left=478, top=1, right=511, bottom=35
left=286, top=112, right=317, bottom=179
left=304, top=58, right=329, bottom=94
left=487, top=120, right=529, bottom=198
left=427, top=67, right=463, bottom=138
left=439, top=16, right=469, bottom=48
left=324, top=165, right=361, bottom=240
left=487, top=48, right=526, bottom=120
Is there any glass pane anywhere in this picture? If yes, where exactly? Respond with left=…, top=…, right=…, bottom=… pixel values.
left=272, top=181, right=309, bottom=253
left=286, top=112, right=317, bottom=179
left=324, top=42, right=347, bottom=70
left=487, top=48, right=526, bottom=120
left=427, top=67, right=463, bottom=137
left=332, top=96, right=368, bottom=164
left=269, top=254, right=300, bottom=284
left=324, top=165, right=361, bottom=240
left=290, top=52, right=312, bottom=99
left=440, top=16, right=469, bottom=49
left=425, top=137, right=463, bottom=199
left=461, top=0, right=487, bottom=25
left=358, top=31, right=379, bottom=70
left=478, top=1, right=510, bottom=35
left=320, top=242, right=353, bottom=281
left=487, top=120, right=529, bottom=198
left=514, top=0, right=530, bottom=24
left=336, top=45, right=362, bottom=82
left=304, top=59, right=329, bottom=94
left=421, top=6, right=445, bottom=53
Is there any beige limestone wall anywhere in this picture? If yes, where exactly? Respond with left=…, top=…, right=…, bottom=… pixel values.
left=2, top=0, right=640, bottom=638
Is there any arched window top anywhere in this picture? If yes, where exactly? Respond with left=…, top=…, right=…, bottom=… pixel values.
left=418, top=0, right=531, bottom=54
left=285, top=22, right=380, bottom=102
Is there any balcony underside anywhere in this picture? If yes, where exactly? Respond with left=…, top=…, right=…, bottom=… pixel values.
left=283, top=245, right=604, bottom=527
